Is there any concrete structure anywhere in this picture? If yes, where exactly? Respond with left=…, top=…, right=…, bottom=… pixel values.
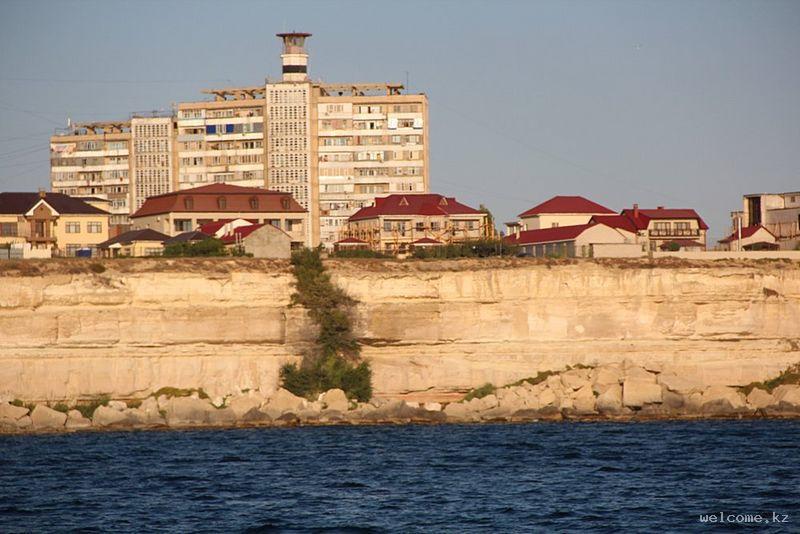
left=733, top=192, right=800, bottom=249
left=50, top=32, right=429, bottom=249
left=505, top=222, right=637, bottom=257
left=344, top=193, right=488, bottom=253
left=97, top=229, right=169, bottom=257
left=718, top=225, right=778, bottom=251
left=130, top=183, right=308, bottom=248
left=219, top=222, right=291, bottom=259
left=0, top=191, right=110, bottom=256
left=50, top=122, right=132, bottom=226
left=130, top=114, right=176, bottom=213
left=515, top=196, right=615, bottom=231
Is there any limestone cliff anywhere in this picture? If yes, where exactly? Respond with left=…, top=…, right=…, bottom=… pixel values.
left=1, top=258, right=798, bottom=402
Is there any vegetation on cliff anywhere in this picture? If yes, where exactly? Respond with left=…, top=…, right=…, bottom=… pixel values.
left=740, top=362, right=800, bottom=395
left=280, top=248, right=372, bottom=402
left=411, top=238, right=518, bottom=259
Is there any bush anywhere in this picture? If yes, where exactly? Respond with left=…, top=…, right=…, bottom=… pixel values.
left=74, top=394, right=110, bottom=419
left=740, top=362, right=800, bottom=395
left=411, top=239, right=518, bottom=259
left=89, top=262, right=106, bottom=274
left=331, top=248, right=391, bottom=259
left=463, top=383, right=495, bottom=402
left=152, top=387, right=209, bottom=399
left=281, top=357, right=372, bottom=403
left=281, top=248, right=372, bottom=401
left=663, top=241, right=681, bottom=252
left=163, top=238, right=228, bottom=257
left=52, top=402, right=70, bottom=413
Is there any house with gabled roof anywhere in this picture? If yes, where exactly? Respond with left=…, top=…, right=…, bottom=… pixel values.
left=0, top=191, right=110, bottom=256
left=611, top=204, right=709, bottom=251
left=717, top=225, right=777, bottom=251
left=513, top=195, right=616, bottom=233
left=504, top=221, right=638, bottom=258
left=130, top=183, right=309, bottom=248
left=343, top=193, right=489, bottom=253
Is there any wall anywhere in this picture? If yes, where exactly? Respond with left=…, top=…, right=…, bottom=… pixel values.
left=0, top=259, right=798, bottom=402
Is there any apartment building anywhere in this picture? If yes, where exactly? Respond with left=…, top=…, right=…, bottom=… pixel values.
left=343, top=193, right=488, bottom=253
left=130, top=114, right=176, bottom=213
left=0, top=191, right=110, bottom=256
left=50, top=121, right=131, bottom=226
left=175, top=88, right=266, bottom=191
left=50, top=32, right=429, bottom=248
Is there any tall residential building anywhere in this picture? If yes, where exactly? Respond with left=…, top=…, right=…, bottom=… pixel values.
left=49, top=32, right=429, bottom=246
left=50, top=121, right=132, bottom=226
left=175, top=87, right=266, bottom=190
left=130, top=114, right=176, bottom=212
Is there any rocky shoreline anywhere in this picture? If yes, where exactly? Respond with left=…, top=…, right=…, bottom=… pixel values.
left=3, top=362, right=800, bottom=435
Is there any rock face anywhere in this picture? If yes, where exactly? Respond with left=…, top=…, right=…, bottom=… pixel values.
left=30, top=405, right=67, bottom=430
left=264, top=388, right=306, bottom=415
left=623, top=380, right=662, bottom=408
left=65, top=410, right=92, bottom=429
left=320, top=389, right=349, bottom=412
left=0, top=402, right=29, bottom=422
left=1, top=261, right=799, bottom=403
left=92, top=405, right=128, bottom=427
left=162, top=397, right=215, bottom=426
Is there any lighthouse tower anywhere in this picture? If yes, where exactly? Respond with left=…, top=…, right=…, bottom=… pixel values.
left=276, top=32, right=311, bottom=82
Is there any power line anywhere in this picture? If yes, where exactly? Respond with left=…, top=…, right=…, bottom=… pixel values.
left=0, top=144, right=46, bottom=159
left=0, top=101, right=63, bottom=126
left=0, top=131, right=53, bottom=143
left=0, top=77, right=234, bottom=84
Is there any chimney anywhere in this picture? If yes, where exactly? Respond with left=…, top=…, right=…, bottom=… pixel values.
left=276, top=32, right=311, bottom=82
left=38, top=188, right=46, bottom=199
left=657, top=206, right=664, bottom=210
left=633, top=203, right=639, bottom=218
left=515, top=225, right=520, bottom=239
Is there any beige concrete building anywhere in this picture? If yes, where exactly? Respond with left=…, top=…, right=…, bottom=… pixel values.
left=50, top=121, right=132, bottom=226
left=0, top=191, right=110, bottom=256
left=514, top=196, right=616, bottom=231
left=594, top=205, right=709, bottom=251
left=343, top=193, right=488, bottom=253
left=505, top=221, right=638, bottom=258
left=175, top=89, right=266, bottom=191
left=718, top=225, right=778, bottom=251
left=732, top=192, right=800, bottom=248
left=130, top=114, right=176, bottom=213
left=49, top=32, right=429, bottom=249
left=130, top=183, right=308, bottom=248
left=218, top=222, right=292, bottom=259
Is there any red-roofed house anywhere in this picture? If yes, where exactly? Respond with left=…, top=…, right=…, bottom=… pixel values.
left=344, top=193, right=489, bottom=253
left=515, top=196, right=615, bottom=232
left=717, top=225, right=777, bottom=251
left=617, top=204, right=709, bottom=251
left=130, top=184, right=309, bottom=248
left=504, top=222, right=637, bottom=257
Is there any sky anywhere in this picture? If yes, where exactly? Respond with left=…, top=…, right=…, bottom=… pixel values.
left=0, top=0, right=798, bottom=241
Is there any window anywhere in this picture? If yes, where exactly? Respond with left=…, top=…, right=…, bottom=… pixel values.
left=249, top=197, right=259, bottom=210
left=65, top=244, right=80, bottom=256
left=87, top=222, right=102, bottom=233
left=281, top=197, right=290, bottom=210
left=217, top=197, right=227, bottom=209
left=174, top=219, right=192, bottom=232
left=551, top=222, right=559, bottom=228
left=66, top=222, right=81, bottom=233
left=0, top=223, right=17, bottom=236
left=184, top=197, right=194, bottom=210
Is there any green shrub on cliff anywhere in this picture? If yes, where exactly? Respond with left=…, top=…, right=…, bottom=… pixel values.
left=740, top=362, right=800, bottom=395
left=163, top=238, right=227, bottom=257
left=411, top=239, right=517, bottom=259
left=280, top=248, right=372, bottom=402
left=463, top=383, right=496, bottom=401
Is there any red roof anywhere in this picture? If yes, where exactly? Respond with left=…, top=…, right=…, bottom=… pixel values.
left=619, top=207, right=709, bottom=231
left=412, top=237, right=443, bottom=245
left=198, top=218, right=258, bottom=236
left=518, top=196, right=615, bottom=218
left=504, top=223, right=596, bottom=245
left=588, top=214, right=638, bottom=233
left=718, top=225, right=775, bottom=244
left=349, top=194, right=482, bottom=221
left=132, top=184, right=306, bottom=218
left=336, top=237, right=368, bottom=244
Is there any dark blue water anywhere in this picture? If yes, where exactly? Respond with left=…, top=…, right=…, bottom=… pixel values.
left=1, top=421, right=799, bottom=532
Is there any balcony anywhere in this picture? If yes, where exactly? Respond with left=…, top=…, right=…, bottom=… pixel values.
left=648, top=229, right=700, bottom=237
